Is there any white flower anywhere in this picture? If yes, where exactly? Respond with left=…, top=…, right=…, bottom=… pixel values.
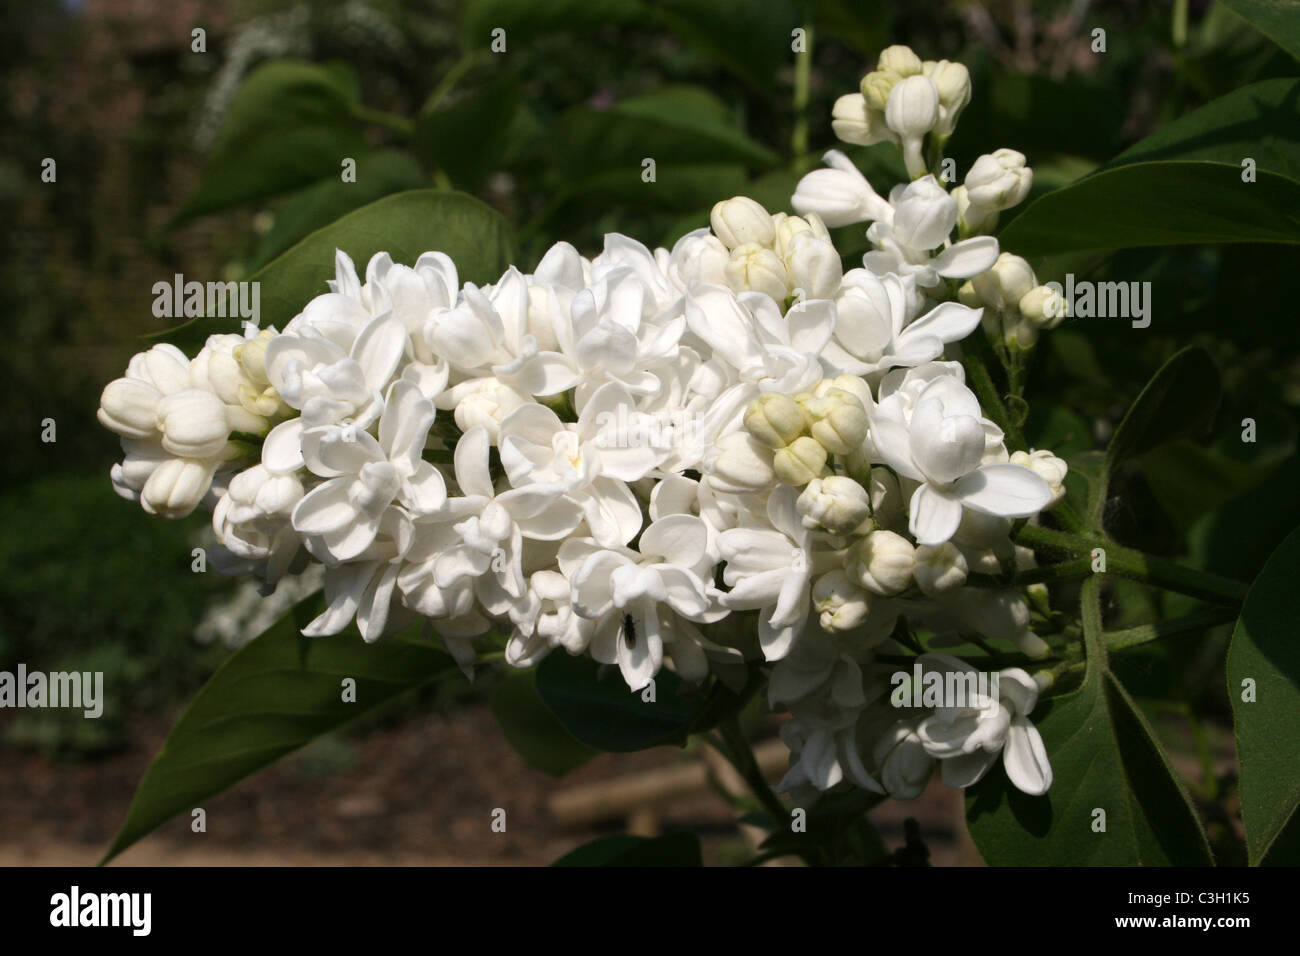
left=784, top=233, right=843, bottom=302
left=810, top=569, right=875, bottom=631
left=718, top=485, right=816, bottom=661
left=212, top=464, right=304, bottom=588
left=140, top=457, right=220, bottom=519
left=724, top=243, right=789, bottom=302
left=1010, top=449, right=1068, bottom=503
left=830, top=93, right=896, bottom=147
left=570, top=514, right=728, bottom=690
left=872, top=718, right=935, bottom=799
left=862, top=176, right=1001, bottom=289
left=913, top=541, right=968, bottom=594
left=924, top=59, right=971, bottom=137
left=820, top=270, right=983, bottom=375
left=155, top=389, right=232, bottom=459
left=868, top=373, right=1052, bottom=545
left=914, top=655, right=1052, bottom=795
left=291, top=379, right=446, bottom=563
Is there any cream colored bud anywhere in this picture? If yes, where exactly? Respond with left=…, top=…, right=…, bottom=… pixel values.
left=141, top=458, right=216, bottom=519
left=802, top=387, right=868, bottom=456
left=745, top=393, right=808, bottom=449
left=885, top=75, right=939, bottom=139
left=798, top=476, right=873, bottom=534
left=1010, top=449, right=1068, bottom=504
left=965, top=148, right=1033, bottom=211
left=831, top=92, right=895, bottom=147
left=878, top=45, right=924, bottom=78
left=771, top=212, right=830, bottom=259
left=971, top=253, right=1038, bottom=313
left=710, top=196, right=775, bottom=249
left=155, top=388, right=230, bottom=459
left=861, top=70, right=900, bottom=112
left=724, top=243, right=789, bottom=302
left=772, top=436, right=828, bottom=486
left=1018, top=285, right=1068, bottom=328
left=851, top=529, right=915, bottom=595
left=785, top=234, right=843, bottom=302
left=812, top=570, right=873, bottom=631
left=912, top=542, right=969, bottom=595
left=234, top=328, right=277, bottom=387
left=924, top=59, right=971, bottom=137
left=98, top=378, right=162, bottom=439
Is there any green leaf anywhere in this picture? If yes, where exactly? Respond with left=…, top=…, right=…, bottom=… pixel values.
left=535, top=652, right=708, bottom=752
left=551, top=831, right=703, bottom=866
left=490, top=668, right=599, bottom=777
left=102, top=596, right=462, bottom=864
left=248, top=150, right=429, bottom=271
left=966, top=578, right=1213, bottom=865
left=1106, top=346, right=1221, bottom=477
left=1226, top=525, right=1300, bottom=864
left=1109, top=78, right=1300, bottom=181
left=174, top=61, right=367, bottom=224
left=149, top=189, right=514, bottom=347
left=549, top=87, right=780, bottom=181
left=999, top=161, right=1300, bottom=256
left=1218, top=0, right=1300, bottom=61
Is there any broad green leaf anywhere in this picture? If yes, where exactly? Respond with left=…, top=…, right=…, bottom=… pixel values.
left=249, top=150, right=429, bottom=270
left=102, top=596, right=462, bottom=864
left=174, top=61, right=367, bottom=224
left=149, top=189, right=514, bottom=347
left=1218, top=0, right=1300, bottom=61
left=1106, top=346, right=1221, bottom=477
left=1226, top=525, right=1300, bottom=864
left=535, top=652, right=708, bottom=752
left=998, top=161, right=1300, bottom=257
left=549, top=87, right=780, bottom=180
left=490, top=668, right=600, bottom=777
left=551, top=831, right=703, bottom=866
left=966, top=578, right=1213, bottom=865
left=1109, top=78, right=1300, bottom=181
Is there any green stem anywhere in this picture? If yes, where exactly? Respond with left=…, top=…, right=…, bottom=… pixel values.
left=349, top=106, right=414, bottom=136
left=424, top=51, right=483, bottom=114
left=963, top=338, right=1026, bottom=452
left=791, top=24, right=813, bottom=170
left=1101, top=605, right=1240, bottom=652
left=1017, top=524, right=1250, bottom=606
left=717, top=715, right=787, bottom=828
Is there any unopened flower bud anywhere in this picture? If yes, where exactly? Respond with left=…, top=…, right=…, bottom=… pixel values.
left=155, top=388, right=231, bottom=459
left=98, top=378, right=162, bottom=439
left=234, top=328, right=277, bottom=387
left=785, top=233, right=843, bottom=301
left=886, top=76, right=939, bottom=178
left=745, top=393, right=808, bottom=449
left=861, top=71, right=899, bottom=112
left=851, top=529, right=915, bottom=595
left=710, top=196, right=775, bottom=249
left=812, top=570, right=873, bottom=631
left=141, top=458, right=216, bottom=519
left=1018, top=284, right=1068, bottom=328
left=965, top=149, right=1033, bottom=211
left=724, top=243, right=789, bottom=302
left=798, top=476, right=873, bottom=534
left=925, top=59, right=971, bottom=137
left=831, top=93, right=894, bottom=146
left=913, top=541, right=969, bottom=595
left=772, top=436, right=828, bottom=486
left=1010, top=449, right=1068, bottom=504
left=878, top=44, right=924, bottom=78
left=455, top=380, right=529, bottom=441
left=801, top=387, right=868, bottom=455
left=971, top=253, right=1037, bottom=313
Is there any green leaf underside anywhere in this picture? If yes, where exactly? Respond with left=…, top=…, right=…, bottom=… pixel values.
left=535, top=652, right=708, bottom=752
left=1217, top=0, right=1300, bottom=62
left=1226, top=526, right=1300, bottom=864
left=101, top=596, right=460, bottom=864
left=490, top=668, right=600, bottom=776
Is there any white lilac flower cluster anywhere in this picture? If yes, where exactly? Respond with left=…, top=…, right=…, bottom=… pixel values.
left=99, top=44, right=1071, bottom=804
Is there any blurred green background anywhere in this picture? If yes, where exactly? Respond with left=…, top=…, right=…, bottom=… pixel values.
left=2, top=0, right=1297, bottom=776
